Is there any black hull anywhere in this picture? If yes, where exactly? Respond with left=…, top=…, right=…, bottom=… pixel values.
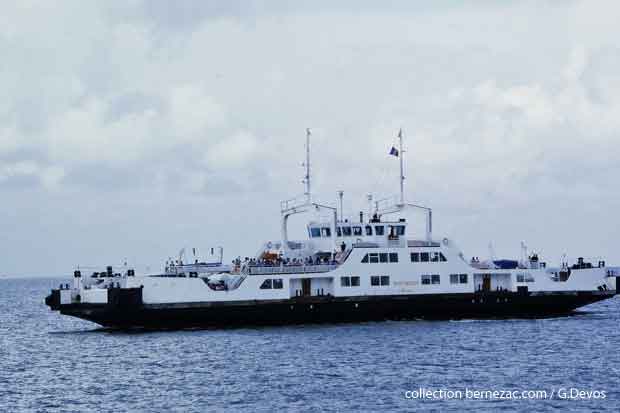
left=49, top=290, right=616, bottom=329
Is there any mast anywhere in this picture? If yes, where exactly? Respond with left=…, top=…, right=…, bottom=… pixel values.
left=398, top=128, right=405, bottom=205
left=304, top=128, right=311, bottom=203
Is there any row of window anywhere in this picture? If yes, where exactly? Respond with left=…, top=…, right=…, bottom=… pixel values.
left=449, top=274, right=469, bottom=284
left=310, top=224, right=405, bottom=238
left=341, top=276, right=391, bottom=287
left=340, top=276, right=360, bottom=287
left=360, top=251, right=448, bottom=264
left=361, top=252, right=399, bottom=264
left=411, top=252, right=447, bottom=263
left=259, top=279, right=284, bottom=289
left=340, top=274, right=469, bottom=287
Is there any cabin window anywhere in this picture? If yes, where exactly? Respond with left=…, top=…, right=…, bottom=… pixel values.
left=516, top=273, right=535, bottom=283
left=365, top=225, right=373, bottom=236
left=431, top=274, right=440, bottom=284
left=450, top=274, right=467, bottom=284
left=363, top=252, right=398, bottom=264
left=273, top=279, right=283, bottom=289
left=421, top=252, right=430, bottom=262
left=411, top=252, right=420, bottom=262
left=342, top=226, right=352, bottom=236
left=380, top=276, right=390, bottom=286
left=375, top=226, right=385, bottom=236
left=310, top=228, right=321, bottom=238
left=336, top=227, right=342, bottom=237
left=370, top=276, right=380, bottom=286
left=321, top=227, right=331, bottom=237
left=421, top=275, right=431, bottom=285
left=341, top=276, right=360, bottom=287
left=395, top=225, right=405, bottom=236
left=353, top=226, right=362, bottom=236
left=260, top=279, right=272, bottom=289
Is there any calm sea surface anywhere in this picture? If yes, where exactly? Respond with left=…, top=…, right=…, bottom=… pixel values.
left=1, top=277, right=619, bottom=412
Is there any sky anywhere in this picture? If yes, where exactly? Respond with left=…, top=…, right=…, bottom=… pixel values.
left=1, top=0, right=619, bottom=276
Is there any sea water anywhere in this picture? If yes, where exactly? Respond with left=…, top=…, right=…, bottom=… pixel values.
left=1, top=278, right=619, bottom=412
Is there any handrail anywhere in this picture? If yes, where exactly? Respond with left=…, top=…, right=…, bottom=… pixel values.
left=248, top=264, right=338, bottom=275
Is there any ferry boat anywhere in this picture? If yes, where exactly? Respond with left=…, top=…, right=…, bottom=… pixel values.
left=46, top=129, right=619, bottom=328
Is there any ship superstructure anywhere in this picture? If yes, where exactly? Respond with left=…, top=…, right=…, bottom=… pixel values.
left=46, top=129, right=619, bottom=328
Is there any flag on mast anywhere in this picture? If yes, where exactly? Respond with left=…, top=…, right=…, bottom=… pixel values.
left=389, top=128, right=402, bottom=157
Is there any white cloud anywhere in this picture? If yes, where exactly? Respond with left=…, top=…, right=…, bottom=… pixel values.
left=1, top=0, right=620, bottom=274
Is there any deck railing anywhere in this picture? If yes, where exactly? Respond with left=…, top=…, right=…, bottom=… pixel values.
left=247, top=264, right=338, bottom=275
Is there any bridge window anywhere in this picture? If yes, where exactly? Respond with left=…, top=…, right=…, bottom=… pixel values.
left=389, top=253, right=399, bottom=263
left=420, top=252, right=430, bottom=262
left=260, top=279, right=273, bottom=289
left=310, top=228, right=321, bottom=238
left=361, top=254, right=369, bottom=263
left=411, top=253, right=420, bottom=262
left=365, top=225, right=373, bottom=236
left=379, top=253, right=388, bottom=263
left=395, top=225, right=405, bottom=236
left=380, top=276, right=390, bottom=286
left=342, top=226, right=352, bottom=236
left=321, top=227, right=331, bottom=237
left=273, top=279, right=283, bottom=289
left=369, top=253, right=379, bottom=263
left=375, top=225, right=385, bottom=236
left=353, top=226, right=363, bottom=236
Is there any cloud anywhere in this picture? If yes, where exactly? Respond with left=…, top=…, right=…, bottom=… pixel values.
left=1, top=0, right=620, bottom=275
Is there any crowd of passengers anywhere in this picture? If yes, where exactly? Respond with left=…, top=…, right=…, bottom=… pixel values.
left=233, top=255, right=337, bottom=267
